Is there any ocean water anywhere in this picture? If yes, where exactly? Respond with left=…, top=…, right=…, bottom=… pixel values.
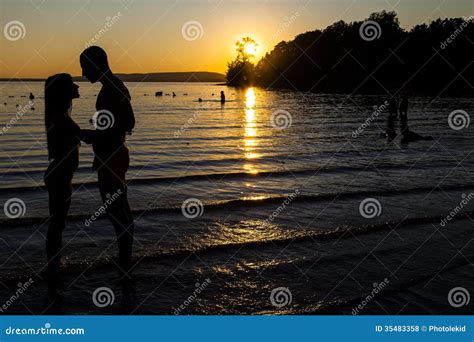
left=0, top=82, right=473, bottom=314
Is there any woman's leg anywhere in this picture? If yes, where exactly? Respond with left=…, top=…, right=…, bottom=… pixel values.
left=45, top=176, right=72, bottom=278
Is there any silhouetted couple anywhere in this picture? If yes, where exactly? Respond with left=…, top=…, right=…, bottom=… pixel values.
left=385, top=94, right=432, bottom=143
left=44, top=46, right=135, bottom=291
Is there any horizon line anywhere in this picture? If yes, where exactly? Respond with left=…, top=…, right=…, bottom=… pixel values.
left=0, top=71, right=227, bottom=82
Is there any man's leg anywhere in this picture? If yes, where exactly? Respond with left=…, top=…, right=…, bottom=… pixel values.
left=96, top=147, right=134, bottom=275
left=98, top=182, right=134, bottom=270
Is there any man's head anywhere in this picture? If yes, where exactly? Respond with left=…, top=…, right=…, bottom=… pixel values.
left=80, top=46, right=109, bottom=83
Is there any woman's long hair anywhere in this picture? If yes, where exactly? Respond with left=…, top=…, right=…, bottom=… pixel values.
left=44, top=73, right=73, bottom=160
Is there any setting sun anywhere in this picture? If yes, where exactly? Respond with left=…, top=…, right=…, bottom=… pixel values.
left=244, top=42, right=258, bottom=56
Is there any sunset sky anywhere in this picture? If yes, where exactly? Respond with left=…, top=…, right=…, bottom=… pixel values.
left=0, top=0, right=471, bottom=78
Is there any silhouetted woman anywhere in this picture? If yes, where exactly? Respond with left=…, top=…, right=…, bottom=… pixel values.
left=44, top=74, right=92, bottom=284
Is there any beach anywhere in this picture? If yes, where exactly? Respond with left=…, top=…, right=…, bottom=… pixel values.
left=0, top=82, right=473, bottom=314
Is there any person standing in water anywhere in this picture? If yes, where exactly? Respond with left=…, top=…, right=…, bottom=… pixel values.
left=220, top=90, right=225, bottom=104
left=399, top=94, right=409, bottom=136
left=44, top=74, right=94, bottom=289
left=397, top=94, right=433, bottom=143
left=80, top=46, right=135, bottom=278
left=385, top=97, right=398, bottom=141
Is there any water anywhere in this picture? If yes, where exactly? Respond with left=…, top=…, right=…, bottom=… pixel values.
left=0, top=82, right=473, bottom=314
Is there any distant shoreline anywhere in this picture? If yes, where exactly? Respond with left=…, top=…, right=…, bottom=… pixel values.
left=0, top=71, right=226, bottom=83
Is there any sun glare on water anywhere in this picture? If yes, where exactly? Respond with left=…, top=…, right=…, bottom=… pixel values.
left=243, top=88, right=260, bottom=174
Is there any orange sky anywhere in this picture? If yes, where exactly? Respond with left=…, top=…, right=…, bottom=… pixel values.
left=0, top=0, right=471, bottom=78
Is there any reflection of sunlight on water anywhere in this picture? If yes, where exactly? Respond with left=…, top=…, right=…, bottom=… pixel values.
left=202, top=219, right=293, bottom=249
left=244, top=152, right=260, bottom=159
left=244, top=164, right=259, bottom=174
left=245, top=88, right=255, bottom=109
left=241, top=195, right=267, bottom=201
left=244, top=88, right=260, bottom=174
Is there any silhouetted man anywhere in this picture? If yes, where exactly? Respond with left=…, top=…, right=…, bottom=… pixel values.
left=80, top=46, right=135, bottom=277
left=385, top=98, right=398, bottom=141
left=399, top=94, right=409, bottom=135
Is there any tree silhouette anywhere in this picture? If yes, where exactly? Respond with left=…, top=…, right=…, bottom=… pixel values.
left=226, top=37, right=257, bottom=86
left=227, top=11, right=473, bottom=96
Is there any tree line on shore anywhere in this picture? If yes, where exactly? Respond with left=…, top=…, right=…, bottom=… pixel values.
left=227, top=11, right=473, bottom=96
